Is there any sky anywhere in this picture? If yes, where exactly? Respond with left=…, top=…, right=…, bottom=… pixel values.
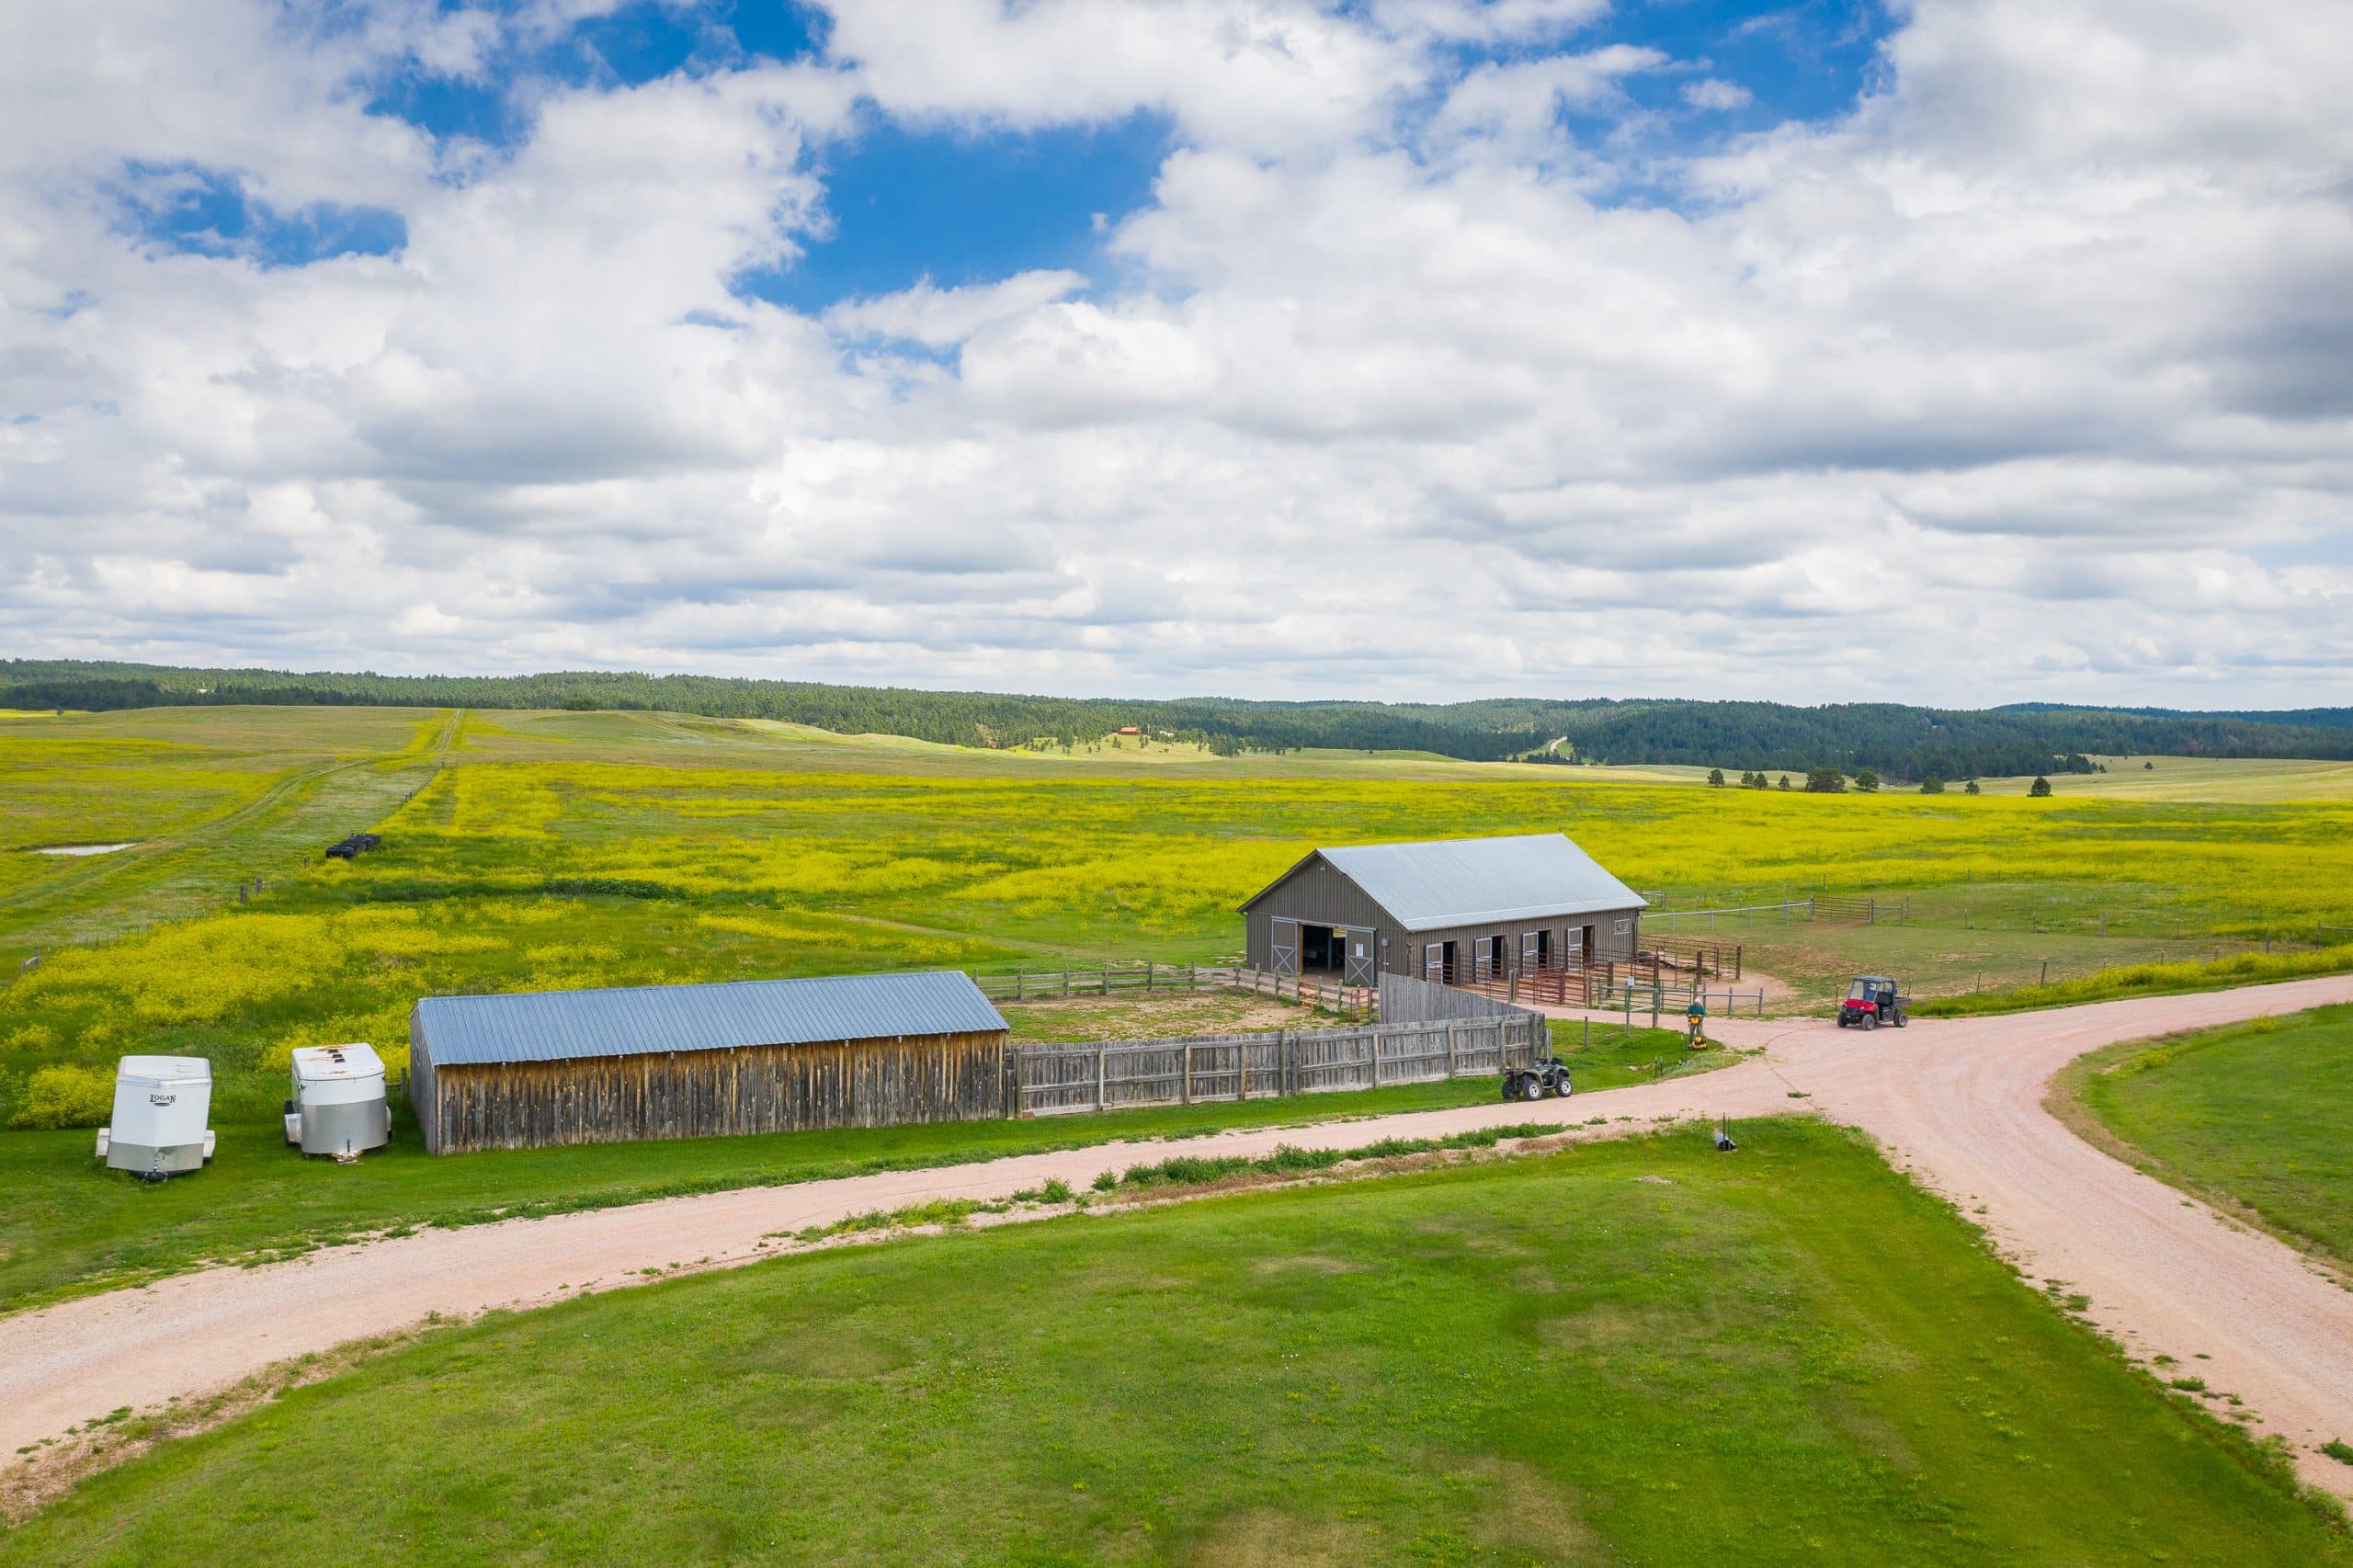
left=1, top=0, right=2347, bottom=708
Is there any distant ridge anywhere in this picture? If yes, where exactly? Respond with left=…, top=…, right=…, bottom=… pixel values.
left=6, top=658, right=2351, bottom=782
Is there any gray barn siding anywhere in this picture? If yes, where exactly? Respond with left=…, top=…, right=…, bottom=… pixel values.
left=1244, top=853, right=1642, bottom=979
left=1243, top=856, right=1391, bottom=970
left=1402, top=909, right=1643, bottom=974
left=415, top=1029, right=1009, bottom=1155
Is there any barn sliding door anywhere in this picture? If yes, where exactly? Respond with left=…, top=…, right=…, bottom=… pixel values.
left=1269, top=917, right=1300, bottom=976
left=1343, top=931, right=1376, bottom=985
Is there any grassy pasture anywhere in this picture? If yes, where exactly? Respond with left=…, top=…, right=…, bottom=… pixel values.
left=5, top=709, right=2352, bottom=1126
left=4, top=1123, right=2343, bottom=1564
left=0, top=1017, right=1696, bottom=1312
left=0, top=705, right=2349, bottom=1303
left=2065, top=1004, right=2353, bottom=1270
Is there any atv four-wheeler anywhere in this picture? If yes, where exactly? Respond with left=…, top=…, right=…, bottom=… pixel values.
left=1836, top=975, right=1907, bottom=1029
left=1502, top=1055, right=1574, bottom=1101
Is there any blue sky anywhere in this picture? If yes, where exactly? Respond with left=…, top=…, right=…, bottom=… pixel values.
left=15, top=0, right=2344, bottom=706
left=153, top=2, right=1893, bottom=298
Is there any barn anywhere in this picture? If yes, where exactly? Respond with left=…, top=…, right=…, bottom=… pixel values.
left=1238, top=833, right=1645, bottom=986
left=408, top=970, right=1010, bottom=1155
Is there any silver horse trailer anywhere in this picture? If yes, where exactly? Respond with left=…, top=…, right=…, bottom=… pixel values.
left=96, top=1055, right=216, bottom=1179
left=285, top=1043, right=391, bottom=1160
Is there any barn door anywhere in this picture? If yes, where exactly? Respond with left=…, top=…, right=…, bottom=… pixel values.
left=1343, top=931, right=1376, bottom=985
left=1473, top=937, right=1495, bottom=982
left=1566, top=926, right=1585, bottom=969
left=1423, top=942, right=1444, bottom=982
left=1269, top=917, right=1300, bottom=976
left=1521, top=931, right=1540, bottom=969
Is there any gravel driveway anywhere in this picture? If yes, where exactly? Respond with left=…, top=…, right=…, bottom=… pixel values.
left=8, top=974, right=2353, bottom=1494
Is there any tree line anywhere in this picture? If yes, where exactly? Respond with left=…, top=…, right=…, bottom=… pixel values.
left=6, top=659, right=2349, bottom=781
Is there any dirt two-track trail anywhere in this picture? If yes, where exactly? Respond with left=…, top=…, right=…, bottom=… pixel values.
left=8, top=976, right=2353, bottom=1495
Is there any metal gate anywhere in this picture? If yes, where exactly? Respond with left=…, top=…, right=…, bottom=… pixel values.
left=1269, top=917, right=1300, bottom=977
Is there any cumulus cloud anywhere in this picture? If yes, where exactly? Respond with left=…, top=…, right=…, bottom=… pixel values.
left=1, top=0, right=2348, bottom=705
left=1682, top=78, right=1753, bottom=111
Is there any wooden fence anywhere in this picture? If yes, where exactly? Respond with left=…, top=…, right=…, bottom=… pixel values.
left=1809, top=894, right=1909, bottom=925
left=969, top=961, right=1371, bottom=1016
left=1013, top=1014, right=1540, bottom=1117
left=1637, top=934, right=1743, bottom=980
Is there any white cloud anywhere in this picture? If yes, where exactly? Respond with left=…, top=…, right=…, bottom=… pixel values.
left=1682, top=78, right=1753, bottom=111
left=1, top=0, right=2348, bottom=706
left=824, top=271, right=1088, bottom=347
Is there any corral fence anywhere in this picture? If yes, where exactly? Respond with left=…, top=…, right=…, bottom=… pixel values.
left=1648, top=899, right=1815, bottom=933
left=1808, top=894, right=1910, bottom=925
left=1013, top=973, right=1543, bottom=1117
left=968, top=960, right=1372, bottom=1017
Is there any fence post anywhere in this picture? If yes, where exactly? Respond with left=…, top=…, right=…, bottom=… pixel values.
left=1146, top=960, right=1155, bottom=990
left=1095, top=1043, right=1107, bottom=1112
left=1183, top=1041, right=1193, bottom=1105
left=1447, top=1023, right=1457, bottom=1078
left=1282, top=1029, right=1295, bottom=1096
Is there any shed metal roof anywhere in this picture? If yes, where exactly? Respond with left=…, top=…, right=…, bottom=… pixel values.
left=413, top=971, right=1007, bottom=1068
left=1251, top=833, right=1646, bottom=932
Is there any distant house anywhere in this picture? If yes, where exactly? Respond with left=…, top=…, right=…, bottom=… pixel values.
left=1115, top=725, right=1143, bottom=736
left=410, top=971, right=1009, bottom=1154
left=1238, top=834, right=1645, bottom=985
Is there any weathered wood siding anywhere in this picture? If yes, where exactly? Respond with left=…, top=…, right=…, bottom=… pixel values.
left=415, top=1029, right=1010, bottom=1155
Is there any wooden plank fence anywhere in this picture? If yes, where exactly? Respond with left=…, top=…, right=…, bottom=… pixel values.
left=1014, top=1015, right=1540, bottom=1118
left=970, top=962, right=1372, bottom=1017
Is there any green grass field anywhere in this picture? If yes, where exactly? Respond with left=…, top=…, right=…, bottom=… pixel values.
left=4, top=705, right=2351, bottom=1305
left=7, top=707, right=2350, bottom=1122
left=0, top=1017, right=1694, bottom=1312
left=4, top=1122, right=2342, bottom=1565
left=2067, top=1005, right=2353, bottom=1270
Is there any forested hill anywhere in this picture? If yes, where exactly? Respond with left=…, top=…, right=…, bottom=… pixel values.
left=6, top=658, right=2351, bottom=782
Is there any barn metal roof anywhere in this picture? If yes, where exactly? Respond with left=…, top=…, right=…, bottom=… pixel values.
left=412, top=971, right=1007, bottom=1068
left=1256, top=833, right=1646, bottom=932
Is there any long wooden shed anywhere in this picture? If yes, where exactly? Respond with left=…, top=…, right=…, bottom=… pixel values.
left=408, top=971, right=1010, bottom=1155
left=1238, top=833, right=1645, bottom=986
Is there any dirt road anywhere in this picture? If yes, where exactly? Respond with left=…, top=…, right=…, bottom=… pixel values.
left=9, top=975, right=2353, bottom=1494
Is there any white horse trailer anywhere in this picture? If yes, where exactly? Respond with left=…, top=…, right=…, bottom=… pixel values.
left=285, top=1043, right=391, bottom=1159
left=96, top=1056, right=215, bottom=1178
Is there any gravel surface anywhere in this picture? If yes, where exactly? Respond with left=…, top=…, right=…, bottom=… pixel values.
left=8, top=974, right=2353, bottom=1494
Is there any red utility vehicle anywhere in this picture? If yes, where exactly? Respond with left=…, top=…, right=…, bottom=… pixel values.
left=1836, top=975, right=1907, bottom=1029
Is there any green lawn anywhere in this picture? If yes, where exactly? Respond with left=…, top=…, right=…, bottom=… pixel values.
left=4, top=1122, right=2340, bottom=1565
left=2070, top=1004, right=2353, bottom=1269
left=0, top=1034, right=1654, bottom=1314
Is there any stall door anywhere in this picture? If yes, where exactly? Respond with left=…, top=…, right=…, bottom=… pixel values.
left=1343, top=931, right=1377, bottom=985
left=1270, top=917, right=1300, bottom=976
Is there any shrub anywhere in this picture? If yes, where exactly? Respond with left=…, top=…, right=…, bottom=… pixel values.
left=1964, top=779, right=1982, bottom=795
left=1804, top=768, right=1846, bottom=793
left=1854, top=769, right=1881, bottom=793
left=1919, top=775, right=1945, bottom=794
left=2030, top=776, right=2053, bottom=798
left=10, top=1063, right=114, bottom=1130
